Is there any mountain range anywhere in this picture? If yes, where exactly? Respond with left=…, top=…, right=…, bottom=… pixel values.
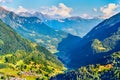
left=18, top=11, right=102, bottom=37
left=44, top=17, right=102, bottom=37
left=0, top=7, right=68, bottom=53
left=18, top=11, right=53, bottom=21
left=0, top=7, right=102, bottom=54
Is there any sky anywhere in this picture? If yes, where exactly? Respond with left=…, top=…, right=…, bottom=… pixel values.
left=0, top=0, right=120, bottom=19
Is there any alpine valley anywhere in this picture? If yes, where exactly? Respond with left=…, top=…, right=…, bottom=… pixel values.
left=50, top=13, right=120, bottom=80
left=0, top=3, right=120, bottom=80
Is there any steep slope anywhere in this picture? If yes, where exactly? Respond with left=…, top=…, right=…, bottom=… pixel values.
left=56, top=34, right=82, bottom=66
left=0, top=20, right=65, bottom=79
left=58, top=12, right=120, bottom=69
left=0, top=19, right=32, bottom=54
left=83, top=12, right=120, bottom=43
left=45, top=17, right=102, bottom=37
left=50, top=13, right=120, bottom=80
left=50, top=51, right=120, bottom=80
left=0, top=7, right=67, bottom=53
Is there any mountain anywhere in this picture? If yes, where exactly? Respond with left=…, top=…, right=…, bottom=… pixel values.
left=18, top=11, right=53, bottom=21
left=0, top=19, right=65, bottom=79
left=44, top=16, right=102, bottom=37
left=57, top=12, right=120, bottom=69
left=50, top=51, right=120, bottom=80
left=50, top=12, right=120, bottom=80
left=56, top=34, right=82, bottom=66
left=17, top=11, right=102, bottom=37
left=0, top=7, right=68, bottom=53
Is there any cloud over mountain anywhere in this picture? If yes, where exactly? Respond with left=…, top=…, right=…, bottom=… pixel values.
left=40, top=3, right=72, bottom=18
left=100, top=3, right=119, bottom=18
left=1, top=3, right=72, bottom=19
left=1, top=2, right=120, bottom=19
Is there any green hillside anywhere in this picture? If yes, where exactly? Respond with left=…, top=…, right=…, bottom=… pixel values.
left=50, top=51, right=120, bottom=80
left=0, top=20, right=65, bottom=80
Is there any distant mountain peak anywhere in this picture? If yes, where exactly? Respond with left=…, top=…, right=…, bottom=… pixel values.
left=0, top=6, right=6, bottom=10
left=0, top=6, right=10, bottom=14
left=0, top=6, right=10, bottom=18
left=67, top=16, right=83, bottom=20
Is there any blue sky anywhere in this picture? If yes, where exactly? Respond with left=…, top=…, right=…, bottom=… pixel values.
left=0, top=0, right=120, bottom=19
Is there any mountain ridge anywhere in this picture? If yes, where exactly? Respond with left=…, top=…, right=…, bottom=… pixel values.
left=56, top=12, right=120, bottom=69
left=44, top=16, right=102, bottom=37
left=0, top=7, right=68, bottom=53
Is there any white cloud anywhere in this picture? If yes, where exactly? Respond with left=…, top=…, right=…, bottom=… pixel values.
left=1, top=5, right=30, bottom=14
left=15, top=6, right=29, bottom=14
left=1, top=5, right=15, bottom=11
left=0, top=0, right=5, bottom=3
left=93, top=8, right=97, bottom=12
left=40, top=3, right=72, bottom=18
left=0, top=0, right=6, bottom=3
left=0, top=0, right=13, bottom=3
left=100, top=3, right=119, bottom=19
left=81, top=13, right=93, bottom=19
left=1, top=3, right=72, bottom=19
